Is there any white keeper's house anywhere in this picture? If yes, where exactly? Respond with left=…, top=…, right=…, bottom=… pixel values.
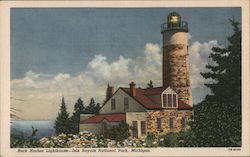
left=79, top=12, right=193, bottom=138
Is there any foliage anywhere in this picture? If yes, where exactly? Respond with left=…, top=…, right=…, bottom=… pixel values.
left=201, top=19, right=241, bottom=104
left=147, top=80, right=154, bottom=88
left=39, top=131, right=143, bottom=148
left=69, top=98, right=85, bottom=134
left=10, top=130, right=200, bottom=148
left=11, top=135, right=41, bottom=148
left=190, top=102, right=241, bottom=146
left=145, top=132, right=158, bottom=147
left=191, top=19, right=241, bottom=146
left=104, top=121, right=130, bottom=141
left=54, top=97, right=101, bottom=135
left=82, top=98, right=101, bottom=114
left=54, top=97, right=70, bottom=135
left=157, top=130, right=196, bottom=147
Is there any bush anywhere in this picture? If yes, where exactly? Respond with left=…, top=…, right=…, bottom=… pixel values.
left=159, top=132, right=178, bottom=147
left=104, top=121, right=130, bottom=141
left=11, top=135, right=41, bottom=148
left=145, top=132, right=158, bottom=147
left=158, top=130, right=196, bottom=147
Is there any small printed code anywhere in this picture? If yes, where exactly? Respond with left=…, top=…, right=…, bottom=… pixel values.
left=228, top=148, right=241, bottom=151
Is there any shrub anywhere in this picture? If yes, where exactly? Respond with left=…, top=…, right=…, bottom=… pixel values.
left=145, top=132, right=158, bottom=147
left=11, top=135, right=41, bottom=148
left=160, top=132, right=179, bottom=147
left=104, top=121, right=130, bottom=141
left=158, top=130, right=196, bottom=147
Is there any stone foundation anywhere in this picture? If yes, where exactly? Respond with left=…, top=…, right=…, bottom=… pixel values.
left=146, top=109, right=192, bottom=134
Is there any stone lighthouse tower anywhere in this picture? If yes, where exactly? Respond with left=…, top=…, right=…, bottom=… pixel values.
left=161, top=12, right=192, bottom=106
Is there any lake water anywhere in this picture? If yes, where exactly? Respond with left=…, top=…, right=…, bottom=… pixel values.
left=11, top=120, right=55, bottom=139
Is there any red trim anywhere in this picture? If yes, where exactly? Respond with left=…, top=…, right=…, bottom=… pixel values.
left=80, top=113, right=126, bottom=124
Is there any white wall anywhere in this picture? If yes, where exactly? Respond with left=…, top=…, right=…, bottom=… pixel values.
left=79, top=123, right=102, bottom=134
left=163, top=31, right=188, bottom=46
left=80, top=114, right=95, bottom=121
left=126, top=112, right=147, bottom=137
left=99, top=89, right=146, bottom=114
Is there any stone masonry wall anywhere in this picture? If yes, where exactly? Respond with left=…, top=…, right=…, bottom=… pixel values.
left=146, top=109, right=192, bottom=134
left=163, top=44, right=192, bottom=106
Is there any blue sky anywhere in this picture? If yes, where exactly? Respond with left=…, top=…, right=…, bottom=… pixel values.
left=11, top=8, right=240, bottom=79
left=11, top=8, right=241, bottom=120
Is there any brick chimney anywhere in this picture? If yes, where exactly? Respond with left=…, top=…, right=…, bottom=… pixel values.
left=106, top=84, right=115, bottom=101
left=129, top=81, right=136, bottom=97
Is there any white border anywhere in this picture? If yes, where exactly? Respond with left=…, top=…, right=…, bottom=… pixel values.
left=0, top=0, right=249, bottom=156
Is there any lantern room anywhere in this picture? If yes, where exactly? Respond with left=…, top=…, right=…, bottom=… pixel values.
left=161, top=12, right=188, bottom=33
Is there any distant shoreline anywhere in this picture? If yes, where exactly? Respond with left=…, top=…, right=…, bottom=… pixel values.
left=11, top=120, right=56, bottom=139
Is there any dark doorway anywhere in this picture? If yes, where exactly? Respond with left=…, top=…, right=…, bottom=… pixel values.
left=132, top=121, right=138, bottom=138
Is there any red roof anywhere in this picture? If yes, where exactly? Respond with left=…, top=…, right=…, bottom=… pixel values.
left=120, top=87, right=192, bottom=110
left=178, top=100, right=192, bottom=109
left=144, top=87, right=166, bottom=95
left=80, top=113, right=126, bottom=124
left=121, top=88, right=161, bottom=109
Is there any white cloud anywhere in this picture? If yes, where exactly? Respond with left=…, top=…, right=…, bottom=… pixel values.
left=54, top=73, right=70, bottom=82
left=189, top=40, right=222, bottom=103
left=86, top=55, right=131, bottom=83
left=11, top=41, right=221, bottom=120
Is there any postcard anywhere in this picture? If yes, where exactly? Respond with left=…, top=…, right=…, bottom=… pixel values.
left=0, top=0, right=249, bottom=156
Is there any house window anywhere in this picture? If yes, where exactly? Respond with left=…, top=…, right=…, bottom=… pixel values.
left=163, top=94, right=167, bottom=107
left=157, top=118, right=162, bottom=131
left=169, top=117, right=174, bottom=130
left=111, top=99, right=116, bottom=110
left=124, top=97, right=129, bottom=111
left=182, top=117, right=186, bottom=129
left=167, top=94, right=172, bottom=107
left=141, top=121, right=146, bottom=135
left=162, top=93, right=178, bottom=108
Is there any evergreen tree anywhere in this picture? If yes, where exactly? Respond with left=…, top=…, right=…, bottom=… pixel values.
left=82, top=98, right=101, bottom=114
left=147, top=80, right=154, bottom=88
left=190, top=20, right=241, bottom=146
left=54, top=97, right=70, bottom=135
left=69, top=98, right=84, bottom=134
left=201, top=19, right=241, bottom=104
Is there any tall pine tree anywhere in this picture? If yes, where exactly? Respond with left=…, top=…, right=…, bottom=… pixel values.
left=82, top=98, right=101, bottom=114
left=69, top=98, right=84, bottom=134
left=190, top=20, right=241, bottom=146
left=201, top=19, right=241, bottom=104
left=54, top=97, right=70, bottom=135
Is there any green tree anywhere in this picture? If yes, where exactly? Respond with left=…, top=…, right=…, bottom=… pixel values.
left=147, top=80, right=154, bottom=88
left=190, top=20, right=241, bottom=146
left=69, top=98, right=85, bottom=134
left=82, top=98, right=101, bottom=114
left=201, top=19, right=241, bottom=104
left=54, top=97, right=70, bottom=135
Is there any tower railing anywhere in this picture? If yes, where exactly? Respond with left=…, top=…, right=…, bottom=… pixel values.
left=161, top=21, right=188, bottom=33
